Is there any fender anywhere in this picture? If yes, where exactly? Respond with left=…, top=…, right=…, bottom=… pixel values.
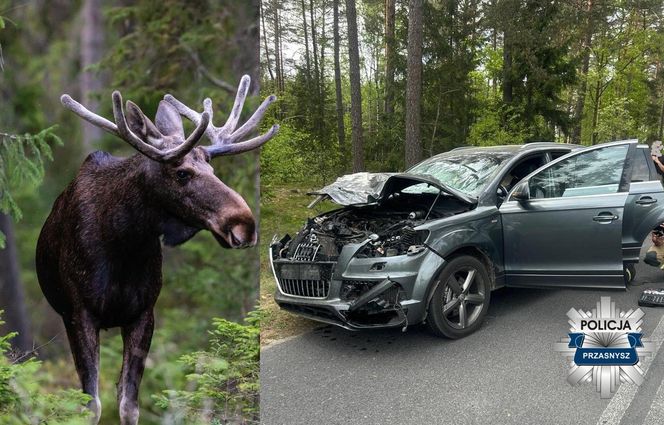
left=410, top=223, right=503, bottom=324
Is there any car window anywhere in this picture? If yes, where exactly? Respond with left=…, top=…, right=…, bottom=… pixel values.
left=527, top=144, right=629, bottom=199
left=499, top=154, right=547, bottom=192
left=549, top=150, right=570, bottom=160
left=631, top=148, right=651, bottom=182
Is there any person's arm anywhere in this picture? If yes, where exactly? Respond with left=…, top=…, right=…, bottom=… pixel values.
left=653, top=155, right=664, bottom=173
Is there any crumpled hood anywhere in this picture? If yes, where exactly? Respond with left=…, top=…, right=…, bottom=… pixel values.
left=308, top=172, right=477, bottom=207
left=307, top=172, right=394, bottom=206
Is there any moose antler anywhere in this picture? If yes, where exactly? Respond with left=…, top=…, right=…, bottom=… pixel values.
left=61, top=91, right=210, bottom=163
left=164, top=75, right=279, bottom=157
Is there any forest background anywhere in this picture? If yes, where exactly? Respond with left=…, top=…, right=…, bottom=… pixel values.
left=1, top=0, right=262, bottom=423
left=258, top=0, right=664, bottom=341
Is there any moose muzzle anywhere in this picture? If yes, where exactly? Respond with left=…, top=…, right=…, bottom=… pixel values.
left=208, top=192, right=257, bottom=249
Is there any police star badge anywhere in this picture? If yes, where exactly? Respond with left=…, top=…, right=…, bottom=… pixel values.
left=555, top=296, right=654, bottom=398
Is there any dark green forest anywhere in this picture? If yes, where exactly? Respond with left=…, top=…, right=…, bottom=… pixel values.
left=1, top=1, right=261, bottom=423
left=259, top=0, right=664, bottom=183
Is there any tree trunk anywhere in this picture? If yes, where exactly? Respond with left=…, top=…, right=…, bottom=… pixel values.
left=571, top=0, right=594, bottom=144
left=301, top=0, right=312, bottom=83
left=591, top=79, right=601, bottom=145
left=319, top=0, right=327, bottom=109
left=491, top=0, right=497, bottom=96
left=80, top=0, right=105, bottom=152
left=0, top=213, right=32, bottom=352
left=273, top=0, right=283, bottom=93
left=502, top=29, right=513, bottom=104
left=313, top=0, right=327, bottom=142
left=333, top=0, right=346, bottom=151
left=310, top=0, right=321, bottom=98
left=345, top=0, right=365, bottom=172
left=278, top=12, right=285, bottom=92
left=260, top=0, right=275, bottom=81
left=658, top=99, right=664, bottom=140
left=405, top=0, right=423, bottom=167
left=384, top=0, right=396, bottom=117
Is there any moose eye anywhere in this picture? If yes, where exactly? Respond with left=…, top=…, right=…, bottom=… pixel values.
left=175, top=170, right=192, bottom=181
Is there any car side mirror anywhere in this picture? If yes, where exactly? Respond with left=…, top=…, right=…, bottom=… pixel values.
left=511, top=181, right=530, bottom=202
left=497, top=185, right=508, bottom=198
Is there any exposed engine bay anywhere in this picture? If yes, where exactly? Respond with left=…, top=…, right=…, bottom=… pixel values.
left=275, top=192, right=472, bottom=261
left=271, top=173, right=480, bottom=329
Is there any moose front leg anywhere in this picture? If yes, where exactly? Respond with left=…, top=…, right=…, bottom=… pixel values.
left=117, top=311, right=154, bottom=425
left=63, top=311, right=101, bottom=424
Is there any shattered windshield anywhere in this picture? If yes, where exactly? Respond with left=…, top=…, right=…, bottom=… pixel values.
left=405, top=151, right=514, bottom=196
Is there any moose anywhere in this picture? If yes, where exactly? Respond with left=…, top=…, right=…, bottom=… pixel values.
left=35, top=76, right=277, bottom=424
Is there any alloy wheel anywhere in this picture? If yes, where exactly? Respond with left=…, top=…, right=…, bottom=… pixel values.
left=441, top=267, right=486, bottom=330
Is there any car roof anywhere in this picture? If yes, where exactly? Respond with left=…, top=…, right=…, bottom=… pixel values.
left=448, top=142, right=581, bottom=155
left=412, top=143, right=581, bottom=174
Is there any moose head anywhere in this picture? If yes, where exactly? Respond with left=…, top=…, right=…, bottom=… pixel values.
left=61, top=75, right=277, bottom=249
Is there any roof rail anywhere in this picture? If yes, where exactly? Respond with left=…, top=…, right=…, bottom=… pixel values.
left=519, top=142, right=560, bottom=149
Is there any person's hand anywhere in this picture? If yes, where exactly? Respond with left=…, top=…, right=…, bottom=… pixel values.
left=653, top=155, right=662, bottom=165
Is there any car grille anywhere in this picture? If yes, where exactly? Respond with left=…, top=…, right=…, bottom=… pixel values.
left=279, top=278, right=330, bottom=298
left=275, top=262, right=333, bottom=299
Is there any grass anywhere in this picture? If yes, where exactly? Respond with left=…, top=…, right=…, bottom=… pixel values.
left=258, top=183, right=338, bottom=346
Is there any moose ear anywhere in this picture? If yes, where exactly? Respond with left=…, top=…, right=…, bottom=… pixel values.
left=125, top=101, right=162, bottom=142
left=155, top=100, right=185, bottom=138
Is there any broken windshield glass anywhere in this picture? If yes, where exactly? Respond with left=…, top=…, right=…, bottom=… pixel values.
left=406, top=151, right=513, bottom=196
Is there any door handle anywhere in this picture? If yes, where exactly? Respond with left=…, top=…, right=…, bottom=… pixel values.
left=593, top=212, right=619, bottom=223
left=636, top=196, right=657, bottom=206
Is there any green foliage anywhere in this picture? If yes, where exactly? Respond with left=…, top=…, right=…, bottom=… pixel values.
left=595, top=97, right=646, bottom=143
left=0, top=127, right=61, bottom=219
left=260, top=122, right=341, bottom=184
left=468, top=104, right=528, bottom=146
left=152, top=312, right=260, bottom=424
left=0, top=127, right=61, bottom=247
left=0, top=313, right=90, bottom=424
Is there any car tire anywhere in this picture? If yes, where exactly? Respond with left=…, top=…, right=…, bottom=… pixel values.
left=426, top=255, right=491, bottom=339
left=624, top=263, right=636, bottom=284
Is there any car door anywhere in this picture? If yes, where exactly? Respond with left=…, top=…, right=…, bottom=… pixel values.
left=499, top=142, right=633, bottom=288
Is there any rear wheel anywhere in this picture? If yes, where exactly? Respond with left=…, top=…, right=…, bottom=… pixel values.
left=426, top=255, right=491, bottom=339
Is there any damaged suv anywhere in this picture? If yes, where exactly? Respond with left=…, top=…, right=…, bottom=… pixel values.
left=269, top=140, right=664, bottom=338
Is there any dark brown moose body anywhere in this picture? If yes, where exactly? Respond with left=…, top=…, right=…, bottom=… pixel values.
left=35, top=76, right=277, bottom=425
left=38, top=153, right=168, bottom=327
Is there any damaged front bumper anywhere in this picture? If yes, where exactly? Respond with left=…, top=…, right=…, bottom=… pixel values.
left=270, top=238, right=430, bottom=330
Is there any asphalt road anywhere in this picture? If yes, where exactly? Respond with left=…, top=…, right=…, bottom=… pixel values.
left=261, top=246, right=664, bottom=425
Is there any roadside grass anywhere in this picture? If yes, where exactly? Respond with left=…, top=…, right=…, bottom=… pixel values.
left=259, top=183, right=337, bottom=346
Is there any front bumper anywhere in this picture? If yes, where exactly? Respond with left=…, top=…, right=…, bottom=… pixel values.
left=270, top=241, right=430, bottom=330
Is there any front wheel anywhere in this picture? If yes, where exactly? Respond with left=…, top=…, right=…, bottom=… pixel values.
left=426, top=255, right=491, bottom=339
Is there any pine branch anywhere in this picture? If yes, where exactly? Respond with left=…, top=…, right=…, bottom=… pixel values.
left=0, top=126, right=61, bottom=247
